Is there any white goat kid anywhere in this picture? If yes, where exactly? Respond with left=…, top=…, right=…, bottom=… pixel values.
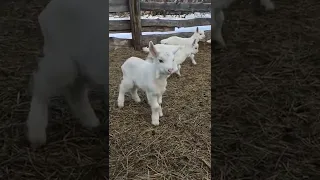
left=143, top=39, right=199, bottom=76
left=117, top=41, right=179, bottom=126
left=26, top=0, right=109, bottom=147
left=160, top=27, right=205, bottom=65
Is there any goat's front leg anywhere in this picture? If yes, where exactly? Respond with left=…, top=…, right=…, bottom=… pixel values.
left=175, top=64, right=181, bottom=76
left=147, top=92, right=161, bottom=126
left=189, top=54, right=197, bottom=65
left=157, top=94, right=163, bottom=117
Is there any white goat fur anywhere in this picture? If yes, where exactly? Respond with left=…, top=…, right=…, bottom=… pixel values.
left=160, top=27, right=204, bottom=66
left=26, top=0, right=109, bottom=147
left=143, top=39, right=199, bottom=76
left=117, top=41, right=179, bottom=126
left=207, top=39, right=211, bottom=44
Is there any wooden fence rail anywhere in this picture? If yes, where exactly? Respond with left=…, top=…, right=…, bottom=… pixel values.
left=109, top=0, right=212, bottom=50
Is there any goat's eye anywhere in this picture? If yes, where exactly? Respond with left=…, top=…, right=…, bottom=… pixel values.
left=159, top=59, right=164, bottom=63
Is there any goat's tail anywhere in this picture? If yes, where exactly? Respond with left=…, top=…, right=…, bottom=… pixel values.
left=142, top=47, right=150, bottom=53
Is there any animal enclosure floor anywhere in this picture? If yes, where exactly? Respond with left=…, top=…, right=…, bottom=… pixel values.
left=109, top=44, right=211, bottom=179
left=213, top=0, right=320, bottom=179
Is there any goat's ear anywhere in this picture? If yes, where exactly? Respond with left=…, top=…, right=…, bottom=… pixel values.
left=148, top=41, right=158, bottom=57
left=196, top=27, right=199, bottom=33
left=192, top=39, right=197, bottom=46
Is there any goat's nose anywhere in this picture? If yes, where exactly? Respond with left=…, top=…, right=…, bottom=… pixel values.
left=168, top=68, right=174, bottom=73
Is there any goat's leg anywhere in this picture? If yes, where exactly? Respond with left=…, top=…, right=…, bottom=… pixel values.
left=117, top=77, right=134, bottom=108
left=130, top=86, right=141, bottom=103
left=213, top=9, right=226, bottom=48
left=189, top=54, right=197, bottom=65
left=260, top=0, right=275, bottom=11
left=157, top=95, right=163, bottom=117
left=64, top=79, right=100, bottom=128
left=175, top=64, right=181, bottom=76
left=27, top=54, right=77, bottom=147
left=147, top=93, right=160, bottom=126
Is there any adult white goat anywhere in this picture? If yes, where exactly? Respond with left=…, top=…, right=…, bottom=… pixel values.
left=26, top=0, right=109, bottom=147
left=117, top=41, right=179, bottom=126
left=160, top=27, right=205, bottom=66
left=143, top=39, right=199, bottom=76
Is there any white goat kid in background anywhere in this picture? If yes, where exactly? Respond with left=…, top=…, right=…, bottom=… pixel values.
left=143, top=39, right=199, bottom=77
left=160, top=27, right=205, bottom=65
left=117, top=41, right=179, bottom=126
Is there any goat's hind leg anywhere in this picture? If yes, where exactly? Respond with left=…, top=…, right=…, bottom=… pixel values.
left=64, top=78, right=100, bottom=128
left=130, top=85, right=141, bottom=103
left=117, top=77, right=134, bottom=108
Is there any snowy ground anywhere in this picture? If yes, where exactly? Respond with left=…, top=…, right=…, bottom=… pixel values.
left=109, top=12, right=211, bottom=39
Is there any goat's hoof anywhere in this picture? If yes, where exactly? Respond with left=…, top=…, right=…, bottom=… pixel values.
left=192, top=62, right=197, bottom=65
left=82, top=117, right=101, bottom=129
left=117, top=101, right=124, bottom=108
left=133, top=97, right=141, bottom=103
left=265, top=4, right=275, bottom=11
left=152, top=121, right=160, bottom=126
left=27, top=131, right=46, bottom=148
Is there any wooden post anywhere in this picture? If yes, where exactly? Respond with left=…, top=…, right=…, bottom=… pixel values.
left=128, top=0, right=142, bottom=50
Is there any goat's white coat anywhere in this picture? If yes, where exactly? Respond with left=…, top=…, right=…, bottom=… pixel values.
left=117, top=42, right=178, bottom=126
left=26, top=0, right=109, bottom=147
left=143, top=40, right=199, bottom=76
left=160, top=27, right=204, bottom=65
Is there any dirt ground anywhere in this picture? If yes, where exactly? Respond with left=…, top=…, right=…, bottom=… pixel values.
left=213, top=0, right=320, bottom=179
left=109, top=44, right=211, bottom=179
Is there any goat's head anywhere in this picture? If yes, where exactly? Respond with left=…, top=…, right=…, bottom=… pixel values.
left=194, top=27, right=206, bottom=41
left=148, top=41, right=179, bottom=76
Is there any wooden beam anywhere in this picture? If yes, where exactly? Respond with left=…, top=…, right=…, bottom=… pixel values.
left=109, top=18, right=211, bottom=31
left=128, top=0, right=142, bottom=50
left=140, top=2, right=211, bottom=12
left=109, top=30, right=211, bottom=48
left=109, top=0, right=129, bottom=13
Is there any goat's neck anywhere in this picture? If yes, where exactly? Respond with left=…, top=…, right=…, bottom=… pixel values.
left=190, top=32, right=198, bottom=40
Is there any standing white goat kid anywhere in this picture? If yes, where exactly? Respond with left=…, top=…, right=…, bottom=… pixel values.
left=143, top=39, right=199, bottom=76
left=160, top=27, right=205, bottom=65
left=117, top=41, right=179, bottom=126
left=26, top=0, right=109, bottom=147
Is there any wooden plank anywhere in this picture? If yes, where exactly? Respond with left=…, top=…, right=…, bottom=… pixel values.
left=128, top=0, right=142, bottom=50
left=140, top=2, right=211, bottom=12
left=109, top=30, right=211, bottom=48
left=109, top=0, right=129, bottom=12
left=109, top=18, right=211, bottom=31
left=109, top=27, right=175, bottom=33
